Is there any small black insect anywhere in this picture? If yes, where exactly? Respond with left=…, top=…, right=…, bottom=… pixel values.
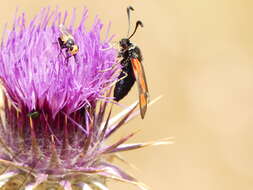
left=114, top=6, right=149, bottom=119
left=27, top=110, right=40, bottom=119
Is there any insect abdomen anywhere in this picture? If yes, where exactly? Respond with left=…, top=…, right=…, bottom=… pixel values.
left=114, top=64, right=136, bottom=102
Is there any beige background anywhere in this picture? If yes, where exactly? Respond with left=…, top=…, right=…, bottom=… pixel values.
left=1, top=0, right=253, bottom=190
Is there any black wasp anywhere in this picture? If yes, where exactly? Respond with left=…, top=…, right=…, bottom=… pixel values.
left=114, top=6, right=149, bottom=119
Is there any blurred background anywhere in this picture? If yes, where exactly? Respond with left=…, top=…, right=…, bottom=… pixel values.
left=1, top=0, right=253, bottom=190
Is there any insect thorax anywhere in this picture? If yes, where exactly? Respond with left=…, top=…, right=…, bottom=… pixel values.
left=66, top=39, right=75, bottom=47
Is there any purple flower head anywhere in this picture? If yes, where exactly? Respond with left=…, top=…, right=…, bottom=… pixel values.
left=0, top=8, right=118, bottom=117
left=0, top=7, right=170, bottom=190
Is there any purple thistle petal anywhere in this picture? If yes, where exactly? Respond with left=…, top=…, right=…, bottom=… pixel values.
left=97, top=162, right=136, bottom=182
left=96, top=162, right=149, bottom=190
left=101, top=130, right=140, bottom=154
left=0, top=8, right=118, bottom=116
left=105, top=138, right=174, bottom=153
left=105, top=103, right=138, bottom=138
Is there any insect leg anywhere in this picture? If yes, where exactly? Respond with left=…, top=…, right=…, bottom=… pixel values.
left=74, top=54, right=79, bottom=64
left=119, top=71, right=128, bottom=81
left=98, top=63, right=119, bottom=73
left=107, top=71, right=128, bottom=89
left=58, top=38, right=64, bottom=48
left=100, top=42, right=118, bottom=51
left=64, top=49, right=71, bottom=64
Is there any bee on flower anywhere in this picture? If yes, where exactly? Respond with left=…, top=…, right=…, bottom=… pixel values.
left=58, top=24, right=79, bottom=57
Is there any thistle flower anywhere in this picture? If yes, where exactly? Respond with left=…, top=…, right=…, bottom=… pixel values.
left=0, top=8, right=171, bottom=190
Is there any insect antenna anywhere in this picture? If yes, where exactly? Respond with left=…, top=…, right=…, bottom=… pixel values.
left=128, top=20, right=144, bottom=40
left=127, top=6, right=135, bottom=37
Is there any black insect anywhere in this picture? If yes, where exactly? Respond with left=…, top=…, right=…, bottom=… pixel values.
left=114, top=6, right=149, bottom=119
left=27, top=110, right=40, bottom=119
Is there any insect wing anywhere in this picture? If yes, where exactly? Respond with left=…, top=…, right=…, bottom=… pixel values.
left=59, top=24, right=74, bottom=40
left=131, top=58, right=149, bottom=119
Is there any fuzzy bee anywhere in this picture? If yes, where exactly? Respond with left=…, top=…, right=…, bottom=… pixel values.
left=58, top=24, right=79, bottom=56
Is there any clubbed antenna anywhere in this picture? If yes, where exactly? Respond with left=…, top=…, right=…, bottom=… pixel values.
left=128, top=20, right=144, bottom=40
left=127, top=6, right=135, bottom=37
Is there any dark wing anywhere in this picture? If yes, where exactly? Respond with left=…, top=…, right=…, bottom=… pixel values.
left=131, top=58, right=149, bottom=119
